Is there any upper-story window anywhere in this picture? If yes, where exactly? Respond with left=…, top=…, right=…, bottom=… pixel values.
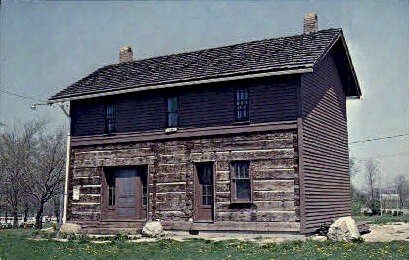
left=104, top=103, right=116, bottom=133
left=235, top=88, right=249, bottom=122
left=167, top=96, right=179, bottom=127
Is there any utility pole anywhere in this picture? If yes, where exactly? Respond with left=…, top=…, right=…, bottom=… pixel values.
left=379, top=170, right=382, bottom=216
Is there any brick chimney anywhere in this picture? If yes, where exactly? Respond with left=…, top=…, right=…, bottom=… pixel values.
left=303, top=13, right=318, bottom=34
left=119, top=46, right=133, bottom=63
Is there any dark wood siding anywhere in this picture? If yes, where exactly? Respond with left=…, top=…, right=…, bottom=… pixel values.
left=250, top=82, right=298, bottom=122
left=70, top=76, right=299, bottom=136
left=70, top=99, right=105, bottom=136
left=179, top=85, right=233, bottom=128
left=116, top=93, right=166, bottom=133
left=300, top=53, right=351, bottom=233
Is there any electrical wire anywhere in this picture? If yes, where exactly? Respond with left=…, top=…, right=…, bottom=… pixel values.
left=352, top=151, right=409, bottom=161
left=0, top=89, right=45, bottom=102
left=1, top=88, right=408, bottom=147
left=349, top=133, right=409, bottom=145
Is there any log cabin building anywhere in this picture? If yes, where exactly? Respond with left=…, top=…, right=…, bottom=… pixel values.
left=49, top=14, right=361, bottom=234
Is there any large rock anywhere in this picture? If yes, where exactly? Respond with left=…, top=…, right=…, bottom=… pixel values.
left=327, top=217, right=360, bottom=242
left=141, top=221, right=164, bottom=238
left=59, top=223, right=82, bottom=234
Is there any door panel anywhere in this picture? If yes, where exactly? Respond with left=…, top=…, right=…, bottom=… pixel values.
left=194, top=162, right=214, bottom=222
left=116, top=169, right=140, bottom=218
left=103, top=167, right=147, bottom=220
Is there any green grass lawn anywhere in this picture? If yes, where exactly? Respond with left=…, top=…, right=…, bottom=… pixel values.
left=354, top=215, right=409, bottom=224
left=0, top=229, right=408, bottom=260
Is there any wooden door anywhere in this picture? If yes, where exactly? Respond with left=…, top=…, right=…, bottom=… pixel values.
left=194, top=162, right=214, bottom=222
left=103, top=167, right=147, bottom=220
left=115, top=169, right=141, bottom=218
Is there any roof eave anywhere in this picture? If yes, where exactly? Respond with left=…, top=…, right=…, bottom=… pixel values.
left=338, top=33, right=362, bottom=97
left=47, top=67, right=313, bottom=104
left=311, top=29, right=361, bottom=98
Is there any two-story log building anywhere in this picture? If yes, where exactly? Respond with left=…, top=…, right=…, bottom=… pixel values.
left=49, top=13, right=361, bottom=234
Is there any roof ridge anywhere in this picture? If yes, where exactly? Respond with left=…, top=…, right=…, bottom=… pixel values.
left=50, top=28, right=344, bottom=101
left=104, top=28, right=342, bottom=69
left=311, top=29, right=343, bottom=68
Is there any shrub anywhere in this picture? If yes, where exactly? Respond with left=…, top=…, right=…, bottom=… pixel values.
left=112, top=233, right=128, bottom=241
left=368, top=199, right=381, bottom=215
left=317, top=222, right=332, bottom=236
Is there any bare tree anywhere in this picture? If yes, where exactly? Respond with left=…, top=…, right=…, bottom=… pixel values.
left=0, top=120, right=65, bottom=229
left=349, top=157, right=360, bottom=177
left=394, top=175, right=409, bottom=209
left=0, top=121, right=43, bottom=227
left=365, top=159, right=379, bottom=201
left=26, top=129, right=65, bottom=229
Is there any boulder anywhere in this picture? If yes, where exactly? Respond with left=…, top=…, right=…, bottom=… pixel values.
left=327, top=216, right=360, bottom=242
left=141, top=221, right=164, bottom=238
left=59, top=223, right=81, bottom=234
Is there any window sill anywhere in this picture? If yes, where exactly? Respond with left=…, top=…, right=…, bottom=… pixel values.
left=233, top=121, right=251, bottom=125
left=101, top=219, right=146, bottom=222
left=164, top=127, right=178, bottom=133
left=229, top=201, right=253, bottom=209
left=230, top=200, right=253, bottom=204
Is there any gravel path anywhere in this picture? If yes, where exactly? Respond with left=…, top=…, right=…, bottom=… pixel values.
left=361, top=222, right=409, bottom=242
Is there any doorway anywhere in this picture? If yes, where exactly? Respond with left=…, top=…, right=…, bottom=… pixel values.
left=103, top=166, right=147, bottom=220
left=194, top=162, right=214, bottom=222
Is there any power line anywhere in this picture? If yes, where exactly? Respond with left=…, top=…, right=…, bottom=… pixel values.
left=0, top=87, right=408, bottom=146
left=349, top=133, right=409, bottom=145
left=353, top=151, right=409, bottom=161
left=0, top=89, right=45, bottom=102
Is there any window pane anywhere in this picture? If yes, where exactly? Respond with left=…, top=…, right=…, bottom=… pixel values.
left=232, top=162, right=250, bottom=201
left=198, top=166, right=212, bottom=185
left=108, top=186, right=115, bottom=206
left=234, top=162, right=249, bottom=178
left=167, top=113, right=178, bottom=127
left=107, top=173, right=116, bottom=206
left=235, top=88, right=249, bottom=121
left=105, top=103, right=116, bottom=133
left=202, top=196, right=207, bottom=205
left=202, top=184, right=212, bottom=205
left=167, top=97, right=179, bottom=127
left=140, top=169, right=148, bottom=206
left=167, top=97, right=178, bottom=112
left=236, top=179, right=250, bottom=200
left=142, top=186, right=147, bottom=206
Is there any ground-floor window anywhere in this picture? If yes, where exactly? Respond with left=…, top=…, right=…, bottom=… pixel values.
left=107, top=173, right=116, bottom=206
left=230, top=161, right=252, bottom=203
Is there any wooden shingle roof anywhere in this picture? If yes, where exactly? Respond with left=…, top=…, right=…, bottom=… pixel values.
left=50, top=28, right=358, bottom=101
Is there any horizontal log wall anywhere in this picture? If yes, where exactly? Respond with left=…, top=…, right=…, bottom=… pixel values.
left=66, top=130, right=300, bottom=232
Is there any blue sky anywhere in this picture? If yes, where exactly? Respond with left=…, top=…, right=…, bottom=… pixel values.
left=0, top=1, right=408, bottom=187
